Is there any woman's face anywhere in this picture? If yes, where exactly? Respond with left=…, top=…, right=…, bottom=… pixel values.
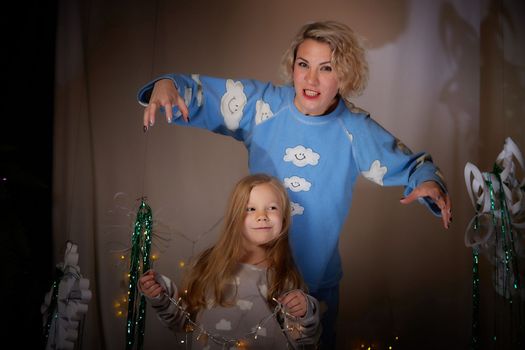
left=292, top=39, right=340, bottom=116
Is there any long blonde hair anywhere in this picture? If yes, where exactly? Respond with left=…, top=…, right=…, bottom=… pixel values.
left=181, top=174, right=304, bottom=317
left=280, top=20, right=369, bottom=99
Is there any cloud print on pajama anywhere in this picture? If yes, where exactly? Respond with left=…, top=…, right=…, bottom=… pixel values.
left=220, top=79, right=247, bottom=130
left=217, top=79, right=391, bottom=216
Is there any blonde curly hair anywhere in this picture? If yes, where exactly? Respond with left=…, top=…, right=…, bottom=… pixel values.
left=280, top=20, right=369, bottom=99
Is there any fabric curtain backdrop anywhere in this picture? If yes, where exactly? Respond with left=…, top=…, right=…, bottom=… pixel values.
left=53, top=0, right=524, bottom=348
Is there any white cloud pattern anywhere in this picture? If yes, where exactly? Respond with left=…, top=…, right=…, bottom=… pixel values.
left=283, top=145, right=320, bottom=167
left=284, top=176, right=311, bottom=192
left=220, top=79, right=247, bottom=130
left=396, top=139, right=412, bottom=155
left=345, top=129, right=353, bottom=142
left=184, top=87, right=192, bottom=107
left=291, top=202, right=304, bottom=216
left=216, top=319, right=232, bottom=330
left=236, top=299, right=253, bottom=310
left=255, top=100, right=274, bottom=124
left=191, top=74, right=203, bottom=107
left=258, top=284, right=268, bottom=298
left=415, top=154, right=432, bottom=169
left=362, top=160, right=387, bottom=186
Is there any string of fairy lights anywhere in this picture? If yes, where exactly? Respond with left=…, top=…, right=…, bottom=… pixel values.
left=164, top=294, right=303, bottom=348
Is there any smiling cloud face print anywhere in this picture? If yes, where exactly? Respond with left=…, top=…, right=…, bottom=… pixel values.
left=284, top=176, right=311, bottom=192
left=220, top=79, right=247, bottom=130
left=255, top=99, right=274, bottom=125
left=283, top=145, right=320, bottom=167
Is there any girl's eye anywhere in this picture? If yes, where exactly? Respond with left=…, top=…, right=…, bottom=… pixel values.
left=269, top=206, right=279, bottom=211
left=246, top=207, right=255, bottom=212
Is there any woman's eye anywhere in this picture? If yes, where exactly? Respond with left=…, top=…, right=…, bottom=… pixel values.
left=297, top=61, right=308, bottom=68
left=321, top=65, right=332, bottom=72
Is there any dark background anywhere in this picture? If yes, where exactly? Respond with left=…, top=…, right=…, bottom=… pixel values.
left=1, top=1, right=57, bottom=347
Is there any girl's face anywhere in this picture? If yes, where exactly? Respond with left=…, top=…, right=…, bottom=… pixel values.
left=292, top=39, right=340, bottom=116
left=242, top=183, right=283, bottom=249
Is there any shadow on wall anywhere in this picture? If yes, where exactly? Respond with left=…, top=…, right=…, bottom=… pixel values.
left=439, top=1, right=480, bottom=171
left=336, top=0, right=409, bottom=48
left=480, top=0, right=525, bottom=170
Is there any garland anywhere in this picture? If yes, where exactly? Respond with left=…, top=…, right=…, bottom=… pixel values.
left=464, top=137, right=525, bottom=348
left=125, top=199, right=153, bottom=349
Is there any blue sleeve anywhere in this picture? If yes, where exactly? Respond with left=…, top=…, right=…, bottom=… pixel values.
left=350, top=114, right=447, bottom=216
left=137, top=74, right=282, bottom=142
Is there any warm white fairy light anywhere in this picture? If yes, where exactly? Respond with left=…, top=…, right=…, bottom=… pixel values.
left=163, top=294, right=303, bottom=348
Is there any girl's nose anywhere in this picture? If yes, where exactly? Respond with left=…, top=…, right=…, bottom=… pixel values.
left=257, top=212, right=269, bottom=221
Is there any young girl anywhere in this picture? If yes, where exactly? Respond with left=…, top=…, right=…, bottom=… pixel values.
left=138, top=20, right=452, bottom=348
left=138, top=174, right=320, bottom=349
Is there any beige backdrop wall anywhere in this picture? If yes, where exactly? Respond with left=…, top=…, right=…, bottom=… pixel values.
left=53, top=0, right=524, bottom=348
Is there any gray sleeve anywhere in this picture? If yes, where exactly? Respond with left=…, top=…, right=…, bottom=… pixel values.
left=284, top=292, right=321, bottom=348
left=144, top=274, right=188, bottom=332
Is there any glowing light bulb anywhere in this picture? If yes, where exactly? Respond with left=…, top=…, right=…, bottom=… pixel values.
left=179, top=260, right=185, bottom=268
left=120, top=255, right=125, bottom=260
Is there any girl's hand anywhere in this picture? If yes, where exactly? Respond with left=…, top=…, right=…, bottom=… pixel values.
left=143, top=79, right=189, bottom=131
left=138, top=270, right=164, bottom=298
left=279, top=290, right=308, bottom=318
left=400, top=180, right=452, bottom=229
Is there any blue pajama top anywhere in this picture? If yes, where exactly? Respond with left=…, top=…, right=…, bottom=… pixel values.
left=138, top=74, right=446, bottom=292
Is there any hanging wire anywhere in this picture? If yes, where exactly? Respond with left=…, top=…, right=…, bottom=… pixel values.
left=140, top=0, right=161, bottom=198
left=124, top=1, right=161, bottom=349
